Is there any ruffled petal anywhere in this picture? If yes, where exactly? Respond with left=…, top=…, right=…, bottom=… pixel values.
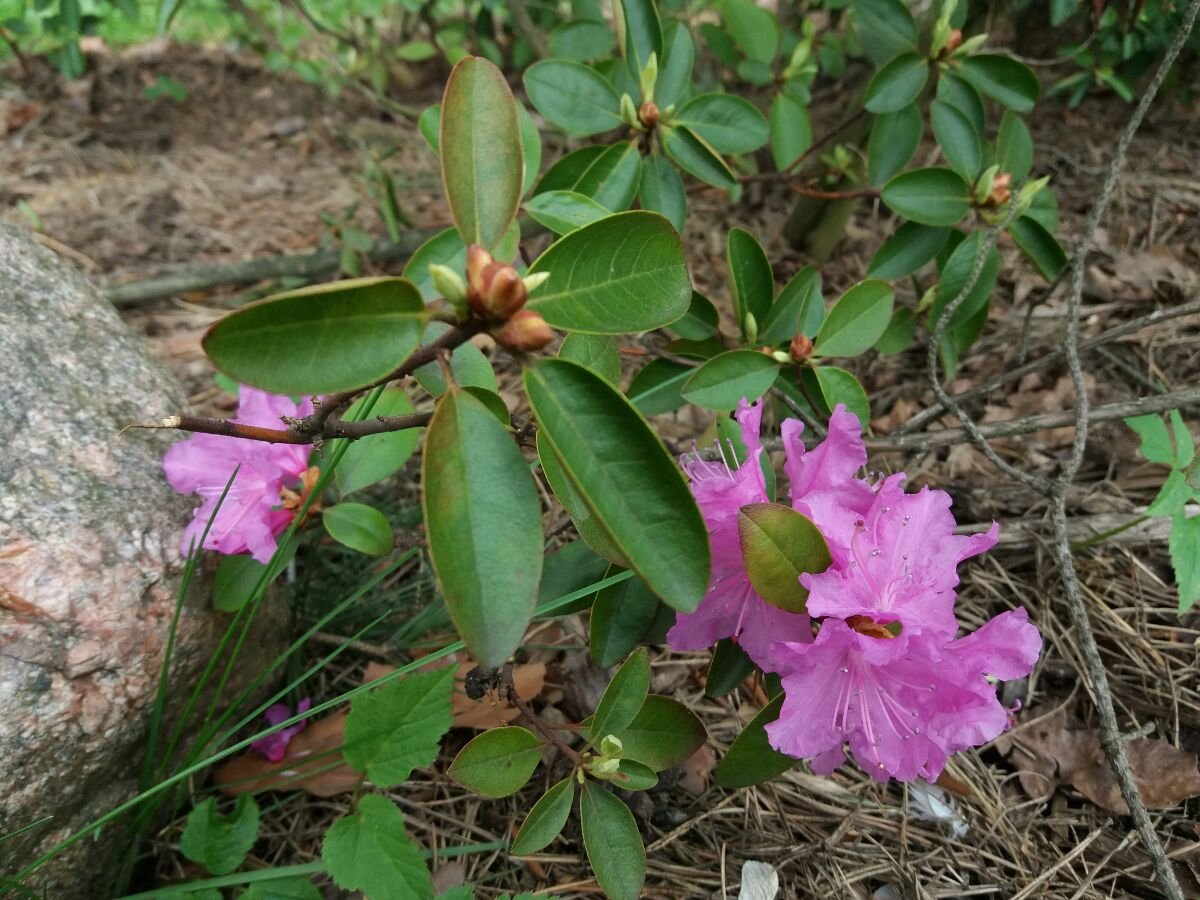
left=784, top=404, right=868, bottom=500
left=947, top=608, right=1041, bottom=681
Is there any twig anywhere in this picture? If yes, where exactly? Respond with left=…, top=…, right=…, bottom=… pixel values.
left=155, top=410, right=434, bottom=445
left=505, top=0, right=550, bottom=58
left=0, top=26, right=29, bottom=76
left=791, top=184, right=880, bottom=201
left=506, top=681, right=581, bottom=765
left=285, top=0, right=361, bottom=49
left=738, top=108, right=868, bottom=184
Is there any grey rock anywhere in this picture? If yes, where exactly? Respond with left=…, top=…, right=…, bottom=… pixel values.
left=0, top=225, right=274, bottom=897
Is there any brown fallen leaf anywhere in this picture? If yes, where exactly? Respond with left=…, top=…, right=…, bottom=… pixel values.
left=999, top=708, right=1200, bottom=813
left=678, top=744, right=717, bottom=795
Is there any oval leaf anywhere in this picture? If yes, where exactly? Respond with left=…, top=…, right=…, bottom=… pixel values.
left=203, top=278, right=426, bottom=395
left=813, top=280, right=894, bottom=358
left=868, top=222, right=950, bottom=280
left=413, top=321, right=498, bottom=398
left=863, top=52, right=928, bottom=114
left=813, top=365, right=870, bottom=427
left=440, top=56, right=523, bottom=248
left=638, top=152, right=687, bottom=233
left=524, top=59, right=622, bottom=136
left=525, top=190, right=611, bottom=235
left=738, top=502, right=831, bottom=612
left=661, top=124, right=737, bottom=190
left=1009, top=215, right=1067, bottom=280
left=705, top=638, right=757, bottom=698
left=626, top=357, right=691, bottom=416
left=448, top=726, right=542, bottom=798
left=761, top=266, right=822, bottom=343
left=881, top=167, right=971, bottom=227
left=332, top=389, right=422, bottom=495
left=727, top=227, right=774, bottom=329
left=681, top=350, right=779, bottom=410
left=930, top=99, right=982, bottom=180
left=580, top=783, right=645, bottom=900
left=511, top=778, right=575, bottom=855
left=423, top=390, right=543, bottom=667
left=591, top=569, right=660, bottom=668
left=537, top=430, right=628, bottom=566
left=620, top=0, right=663, bottom=76
left=958, top=54, right=1041, bottom=112
left=867, top=104, right=922, bottom=185
left=673, top=93, right=769, bottom=155
left=714, top=693, right=796, bottom=787
left=996, top=109, right=1033, bottom=181
left=874, top=306, right=917, bottom=354
left=527, top=211, right=691, bottom=334
left=591, top=647, right=651, bottom=741
left=610, top=695, right=706, bottom=771
left=323, top=503, right=394, bottom=556
left=560, top=332, right=622, bottom=385
left=769, top=91, right=812, bottom=171
left=535, top=142, right=642, bottom=212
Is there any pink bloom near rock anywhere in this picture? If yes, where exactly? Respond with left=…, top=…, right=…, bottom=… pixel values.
left=163, top=388, right=314, bottom=564
left=251, top=698, right=313, bottom=762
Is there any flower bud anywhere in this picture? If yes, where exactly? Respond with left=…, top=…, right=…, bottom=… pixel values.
left=639, top=101, right=660, bottom=128
left=943, top=28, right=963, bottom=54
left=789, top=333, right=814, bottom=363
left=619, top=92, right=640, bottom=128
left=429, top=263, right=467, bottom=309
left=466, top=244, right=492, bottom=297
left=986, top=172, right=1013, bottom=208
left=465, top=244, right=529, bottom=319
left=522, top=271, right=550, bottom=294
left=589, top=756, right=620, bottom=776
left=639, top=52, right=658, bottom=105
left=742, top=311, right=758, bottom=345
left=493, top=310, right=555, bottom=352
left=599, top=734, right=624, bottom=758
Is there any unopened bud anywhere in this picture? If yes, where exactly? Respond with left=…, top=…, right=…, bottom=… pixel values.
left=485, top=266, right=527, bottom=318
left=955, top=33, right=988, bottom=57
left=466, top=244, right=493, bottom=297
left=599, top=734, right=624, bottom=758
left=789, top=333, right=814, bottom=363
left=619, top=92, right=640, bottom=128
left=639, top=52, right=658, bottom=104
left=986, top=172, right=1013, bottom=208
left=589, top=756, right=620, bottom=776
left=639, top=101, right=660, bottom=128
left=522, top=271, right=550, bottom=294
left=429, top=264, right=467, bottom=306
left=742, top=311, right=758, bottom=345
left=493, top=309, right=555, bottom=352
left=943, top=28, right=963, bottom=55
left=973, top=164, right=999, bottom=205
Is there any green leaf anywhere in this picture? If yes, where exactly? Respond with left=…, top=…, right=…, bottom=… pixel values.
left=930, top=99, right=982, bottom=180
left=331, top=389, right=422, bottom=495
left=769, top=92, right=812, bottom=171
left=932, top=231, right=1000, bottom=334
left=181, top=796, right=260, bottom=876
left=591, top=570, right=660, bottom=667
left=611, top=695, right=707, bottom=771
left=869, top=222, right=950, bottom=280
left=423, top=390, right=543, bottom=667
left=1009, top=216, right=1067, bottom=280
left=705, top=639, right=756, bottom=698
left=713, top=694, right=796, bottom=787
left=1025, top=185, right=1060, bottom=232
left=1171, top=512, right=1200, bottom=613
left=661, top=125, right=737, bottom=190
left=874, top=306, right=916, bottom=354
left=404, top=228, right=467, bottom=301
left=681, top=350, right=779, bottom=411
left=591, top=647, right=651, bottom=740
left=813, top=366, right=870, bottom=427
left=936, top=73, right=986, bottom=138
left=203, top=278, right=426, bottom=395
left=852, top=0, right=917, bottom=62
left=738, top=503, right=831, bottom=612
left=413, top=321, right=498, bottom=398
left=518, top=102, right=542, bottom=196
left=995, top=109, right=1033, bottom=181
left=619, top=0, right=663, bottom=77
left=212, top=542, right=294, bottom=613
left=1148, top=469, right=1192, bottom=518
left=560, top=332, right=622, bottom=385
left=323, top=503, right=394, bottom=556
left=719, top=0, right=780, bottom=64
left=524, top=59, right=622, bottom=136
left=539, top=539, right=612, bottom=610
left=814, top=280, right=894, bottom=358
left=611, top=759, right=658, bottom=790
left=882, top=167, right=971, bottom=227
left=527, top=211, right=691, bottom=334
left=549, top=19, right=616, bottom=62
left=418, top=105, right=441, bottom=153
left=537, top=430, right=628, bottom=566
left=864, top=52, right=928, bottom=114
left=343, top=666, right=455, bottom=786
left=656, top=22, right=695, bottom=109
left=1170, top=409, right=1195, bottom=467
left=727, top=227, right=774, bottom=330
left=322, top=795, right=432, bottom=900
left=867, top=104, right=922, bottom=186
left=525, top=190, right=611, bottom=235
left=760, top=266, right=820, bottom=344
left=958, top=54, right=1041, bottom=112
left=626, top=358, right=692, bottom=416
left=440, top=56, right=523, bottom=249
left=673, top=94, right=769, bottom=155
left=580, top=784, right=645, bottom=900
left=156, top=0, right=185, bottom=34
left=448, top=726, right=543, bottom=798
left=638, top=153, right=687, bottom=233
left=511, top=778, right=575, bottom=855
left=671, top=292, right=719, bottom=340
left=535, top=143, right=641, bottom=213
left=240, top=876, right=323, bottom=900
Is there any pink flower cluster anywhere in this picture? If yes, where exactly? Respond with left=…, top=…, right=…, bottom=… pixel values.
left=163, top=388, right=314, bottom=564
left=668, top=400, right=1041, bottom=783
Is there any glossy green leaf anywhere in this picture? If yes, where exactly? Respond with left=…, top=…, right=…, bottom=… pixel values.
left=814, top=280, right=894, bottom=358
left=930, top=99, right=982, bottom=180
left=738, top=503, right=831, bottom=612
left=671, top=292, right=718, bottom=340
left=762, top=266, right=822, bottom=343
left=203, top=278, right=426, bottom=395
left=413, top=321, right=498, bottom=398
left=511, top=778, right=575, bottom=855
left=932, top=231, right=1000, bottom=333
left=580, top=784, right=645, bottom=900
left=814, top=366, right=870, bottom=427
left=661, top=125, right=737, bottom=190
left=674, top=94, right=769, bottom=155
left=418, top=104, right=440, bottom=153
left=720, top=0, right=779, bottom=63
left=874, top=306, right=916, bottom=354
left=852, top=0, right=917, bottom=62
left=656, top=22, right=694, bottom=109
left=714, top=694, right=796, bottom=787
left=882, top=167, right=971, bottom=226
left=611, top=759, right=657, bottom=790
left=517, top=102, right=542, bottom=195
left=323, top=795, right=432, bottom=900
left=869, top=222, right=950, bottom=279
left=440, top=56, right=523, bottom=249
left=525, top=190, right=611, bottom=235
left=527, top=211, right=691, bottom=334
left=524, top=59, right=622, bottom=136
left=705, top=638, right=756, bottom=698
left=1009, top=215, right=1066, bottom=280
left=549, top=19, right=615, bottom=62
left=212, top=542, right=294, bottom=613
left=591, top=569, right=660, bottom=667
left=423, top=390, right=543, bottom=666
left=958, top=54, right=1041, bottom=112
left=995, top=109, right=1033, bottom=181
left=610, top=695, right=706, bottom=771
left=639, top=152, right=687, bottom=233
left=864, top=52, right=928, bottom=114
left=671, top=337, right=726, bottom=360
left=537, top=430, right=628, bottom=566
left=537, top=142, right=642, bottom=212
left=539, top=539, right=612, bottom=611
left=681, top=350, right=779, bottom=410
left=619, top=0, right=663, bottom=76
left=592, top=647, right=651, bottom=742
left=936, top=73, right=986, bottom=138
left=404, top=228, right=466, bottom=301
left=331, top=390, right=422, bottom=495
left=323, top=503, right=394, bottom=556
left=867, top=104, right=922, bottom=185
left=343, top=666, right=455, bottom=786
left=528, top=360, right=710, bottom=614
left=448, top=726, right=542, bottom=798
left=727, top=227, right=774, bottom=330
left=626, top=358, right=692, bottom=416
left=560, top=332, right=622, bottom=385
left=769, top=91, right=812, bottom=171
left=1025, top=184, right=1060, bottom=232
left=181, top=796, right=259, bottom=876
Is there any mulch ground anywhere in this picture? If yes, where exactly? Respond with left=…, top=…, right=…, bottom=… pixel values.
left=3, top=38, right=1200, bottom=899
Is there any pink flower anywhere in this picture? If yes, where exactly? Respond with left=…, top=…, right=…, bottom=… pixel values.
left=164, top=388, right=314, bottom=564
left=251, top=698, right=312, bottom=762
left=765, top=611, right=1041, bottom=782
left=666, top=401, right=872, bottom=669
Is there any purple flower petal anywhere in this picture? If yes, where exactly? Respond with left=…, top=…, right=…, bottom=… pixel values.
left=251, top=698, right=312, bottom=763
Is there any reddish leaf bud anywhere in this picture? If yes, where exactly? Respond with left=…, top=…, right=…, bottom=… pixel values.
left=987, top=172, right=1013, bottom=208
left=485, top=266, right=527, bottom=318
left=789, top=333, right=814, bottom=363
left=466, top=244, right=493, bottom=296
left=639, top=101, right=660, bottom=128
left=944, top=29, right=963, bottom=54
left=494, top=310, right=554, bottom=352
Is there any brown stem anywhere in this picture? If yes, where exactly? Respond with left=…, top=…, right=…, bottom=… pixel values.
left=791, top=184, right=880, bottom=201
left=160, top=411, right=435, bottom=445
left=739, top=107, right=868, bottom=184
left=506, top=681, right=581, bottom=766
left=0, top=27, right=29, bottom=76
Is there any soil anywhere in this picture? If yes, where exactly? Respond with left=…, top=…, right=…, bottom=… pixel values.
left=3, top=37, right=1200, bottom=900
